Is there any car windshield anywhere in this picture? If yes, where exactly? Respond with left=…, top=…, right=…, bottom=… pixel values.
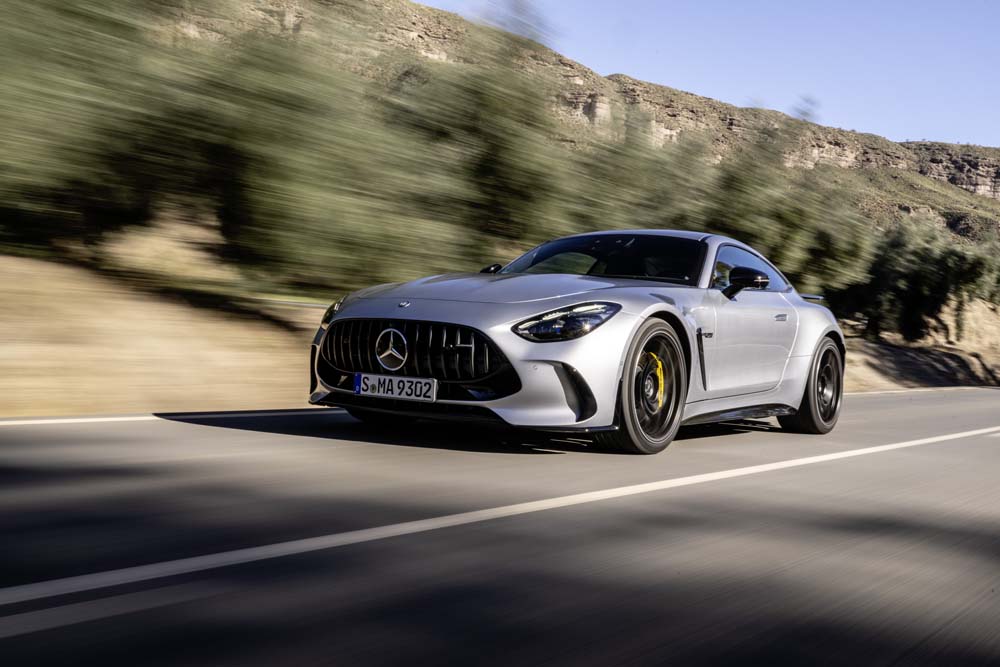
left=500, top=234, right=706, bottom=286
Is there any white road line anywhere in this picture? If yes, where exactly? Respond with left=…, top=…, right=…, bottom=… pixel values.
left=0, top=409, right=341, bottom=428
left=844, top=386, right=987, bottom=396
left=1, top=424, right=999, bottom=609
left=0, top=415, right=160, bottom=427
left=0, top=584, right=222, bottom=640
left=167, top=409, right=341, bottom=421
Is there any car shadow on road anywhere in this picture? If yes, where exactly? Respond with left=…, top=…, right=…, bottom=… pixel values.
left=157, top=409, right=775, bottom=456
left=157, top=409, right=565, bottom=455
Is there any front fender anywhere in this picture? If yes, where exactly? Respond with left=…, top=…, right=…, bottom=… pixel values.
left=623, top=298, right=709, bottom=401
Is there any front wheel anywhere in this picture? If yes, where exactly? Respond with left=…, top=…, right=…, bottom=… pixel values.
left=595, top=319, right=688, bottom=455
left=778, top=337, right=843, bottom=434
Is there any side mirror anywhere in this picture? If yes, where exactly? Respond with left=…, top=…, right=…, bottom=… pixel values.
left=480, top=263, right=503, bottom=274
left=723, top=266, right=769, bottom=299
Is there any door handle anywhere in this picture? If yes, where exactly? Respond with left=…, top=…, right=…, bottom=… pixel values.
left=774, top=313, right=788, bottom=322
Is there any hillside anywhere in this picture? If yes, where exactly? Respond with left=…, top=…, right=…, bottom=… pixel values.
left=155, top=0, right=1000, bottom=239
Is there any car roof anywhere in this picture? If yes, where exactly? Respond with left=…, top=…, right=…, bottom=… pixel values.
left=561, top=229, right=733, bottom=245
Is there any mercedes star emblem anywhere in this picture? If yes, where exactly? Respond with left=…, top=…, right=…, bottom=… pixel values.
left=375, top=328, right=408, bottom=371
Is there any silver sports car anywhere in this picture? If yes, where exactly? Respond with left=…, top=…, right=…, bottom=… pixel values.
left=309, top=230, right=844, bottom=454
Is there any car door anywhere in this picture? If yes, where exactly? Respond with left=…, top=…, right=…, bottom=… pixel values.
left=700, top=245, right=798, bottom=398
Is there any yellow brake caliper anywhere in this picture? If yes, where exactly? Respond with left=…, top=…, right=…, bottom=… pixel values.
left=647, top=351, right=665, bottom=410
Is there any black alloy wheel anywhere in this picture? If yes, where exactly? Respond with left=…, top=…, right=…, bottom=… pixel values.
left=779, top=337, right=843, bottom=434
left=597, top=319, right=688, bottom=454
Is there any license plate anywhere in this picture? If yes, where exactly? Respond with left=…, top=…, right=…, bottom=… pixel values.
left=354, top=373, right=437, bottom=402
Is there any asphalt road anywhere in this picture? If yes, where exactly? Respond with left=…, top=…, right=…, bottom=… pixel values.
left=1, top=388, right=999, bottom=665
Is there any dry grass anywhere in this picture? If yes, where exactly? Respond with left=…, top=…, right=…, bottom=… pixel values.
left=0, top=255, right=316, bottom=417
left=843, top=299, right=1000, bottom=391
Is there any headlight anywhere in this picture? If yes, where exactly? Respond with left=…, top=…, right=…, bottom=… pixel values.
left=320, top=298, right=342, bottom=329
left=513, top=302, right=621, bottom=342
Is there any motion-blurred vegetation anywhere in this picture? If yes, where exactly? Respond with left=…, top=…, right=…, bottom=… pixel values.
left=2, top=0, right=998, bottom=342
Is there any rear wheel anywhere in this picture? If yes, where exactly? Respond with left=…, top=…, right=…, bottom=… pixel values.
left=778, top=337, right=843, bottom=434
left=595, top=319, right=688, bottom=455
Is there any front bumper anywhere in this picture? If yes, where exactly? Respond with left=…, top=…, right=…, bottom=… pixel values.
left=308, top=297, right=639, bottom=430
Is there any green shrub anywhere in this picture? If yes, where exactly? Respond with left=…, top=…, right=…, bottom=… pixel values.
left=829, top=221, right=998, bottom=340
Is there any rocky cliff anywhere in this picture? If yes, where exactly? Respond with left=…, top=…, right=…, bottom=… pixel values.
left=373, top=1, right=1000, bottom=203
left=159, top=0, right=1000, bottom=215
left=906, top=142, right=1000, bottom=199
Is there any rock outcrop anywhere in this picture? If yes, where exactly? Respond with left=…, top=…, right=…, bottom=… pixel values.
left=906, top=142, right=1000, bottom=200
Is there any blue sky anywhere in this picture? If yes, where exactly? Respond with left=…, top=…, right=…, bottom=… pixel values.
left=419, top=0, right=1000, bottom=147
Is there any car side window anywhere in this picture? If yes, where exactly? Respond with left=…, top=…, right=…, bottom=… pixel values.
left=711, top=246, right=789, bottom=291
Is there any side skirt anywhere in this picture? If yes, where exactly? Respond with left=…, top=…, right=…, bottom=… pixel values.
left=681, top=403, right=795, bottom=426
left=528, top=424, right=620, bottom=434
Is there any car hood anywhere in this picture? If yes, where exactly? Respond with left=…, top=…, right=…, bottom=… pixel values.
left=357, top=273, right=640, bottom=305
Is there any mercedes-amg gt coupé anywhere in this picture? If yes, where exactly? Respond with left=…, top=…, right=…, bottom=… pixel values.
left=309, top=230, right=844, bottom=454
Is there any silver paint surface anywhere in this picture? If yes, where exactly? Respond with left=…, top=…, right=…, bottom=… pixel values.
left=310, top=231, right=843, bottom=428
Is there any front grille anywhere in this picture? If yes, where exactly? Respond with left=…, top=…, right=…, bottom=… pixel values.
left=317, top=318, right=521, bottom=401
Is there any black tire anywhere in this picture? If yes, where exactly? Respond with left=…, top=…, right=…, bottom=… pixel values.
left=595, top=319, right=688, bottom=455
left=778, top=337, right=843, bottom=434
left=345, top=408, right=415, bottom=427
